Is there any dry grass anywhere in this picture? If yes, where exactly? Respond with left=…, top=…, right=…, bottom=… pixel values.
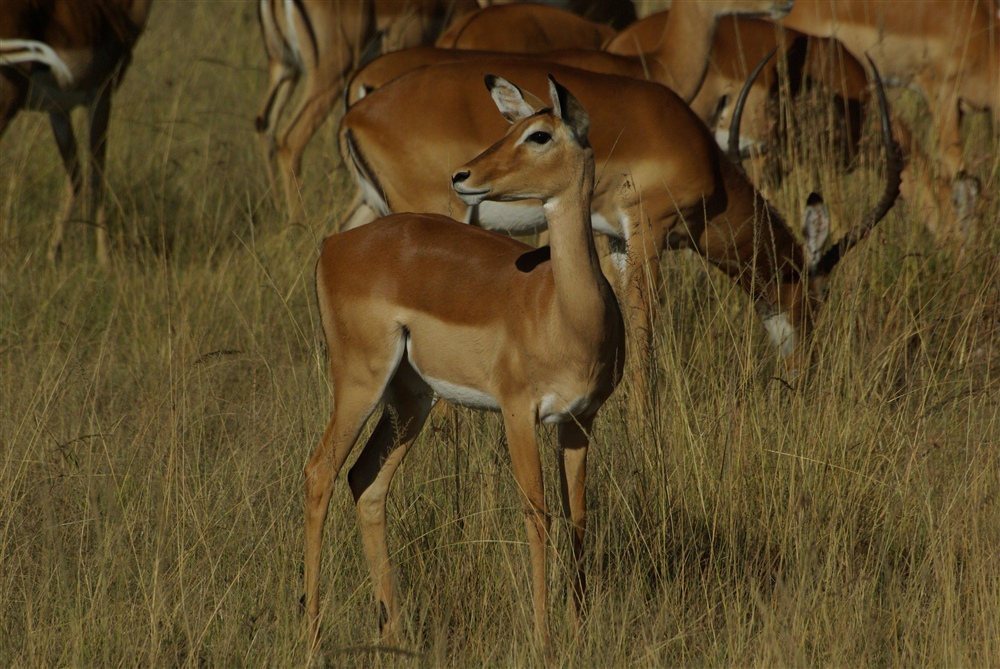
left=2, top=2, right=998, bottom=667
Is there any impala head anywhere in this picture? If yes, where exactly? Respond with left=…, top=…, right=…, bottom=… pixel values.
left=770, top=56, right=901, bottom=373
left=451, top=75, right=593, bottom=208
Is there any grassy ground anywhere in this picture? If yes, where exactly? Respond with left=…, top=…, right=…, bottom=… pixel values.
left=2, top=2, right=998, bottom=666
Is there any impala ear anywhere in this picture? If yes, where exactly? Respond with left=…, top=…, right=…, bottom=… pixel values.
left=802, top=192, right=831, bottom=273
left=547, top=75, right=590, bottom=142
left=485, top=75, right=537, bottom=123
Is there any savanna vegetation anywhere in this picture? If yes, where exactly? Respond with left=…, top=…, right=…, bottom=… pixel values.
left=1, top=2, right=998, bottom=666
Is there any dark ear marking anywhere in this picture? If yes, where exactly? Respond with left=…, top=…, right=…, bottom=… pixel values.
left=546, top=75, right=590, bottom=143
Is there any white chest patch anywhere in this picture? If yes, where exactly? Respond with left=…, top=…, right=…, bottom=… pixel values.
left=475, top=201, right=548, bottom=234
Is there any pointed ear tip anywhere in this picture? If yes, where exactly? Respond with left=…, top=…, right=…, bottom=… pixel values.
left=484, top=74, right=496, bottom=89
left=806, top=192, right=824, bottom=206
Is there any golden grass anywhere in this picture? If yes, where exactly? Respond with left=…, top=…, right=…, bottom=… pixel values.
left=1, top=2, right=998, bottom=666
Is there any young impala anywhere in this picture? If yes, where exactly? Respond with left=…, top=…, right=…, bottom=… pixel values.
left=1, top=0, right=152, bottom=266
left=307, top=75, right=625, bottom=649
left=338, top=57, right=901, bottom=401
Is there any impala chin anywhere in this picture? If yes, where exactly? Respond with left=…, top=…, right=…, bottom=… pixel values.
left=454, top=186, right=491, bottom=205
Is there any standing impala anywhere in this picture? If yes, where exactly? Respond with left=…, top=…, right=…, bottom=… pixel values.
left=1, top=0, right=152, bottom=266
left=780, top=0, right=998, bottom=241
left=255, top=0, right=480, bottom=220
left=308, top=75, right=624, bottom=648
left=338, top=57, right=901, bottom=398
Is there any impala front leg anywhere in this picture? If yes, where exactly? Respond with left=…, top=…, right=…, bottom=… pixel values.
left=503, top=407, right=550, bottom=650
left=558, top=416, right=592, bottom=633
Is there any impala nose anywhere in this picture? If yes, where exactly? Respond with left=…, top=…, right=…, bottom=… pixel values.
left=452, top=170, right=470, bottom=185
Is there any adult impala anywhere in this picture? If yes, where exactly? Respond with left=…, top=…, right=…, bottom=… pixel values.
left=346, top=0, right=795, bottom=109
left=780, top=0, right=998, bottom=240
left=308, top=75, right=624, bottom=648
left=1, top=0, right=152, bottom=266
left=338, top=57, right=901, bottom=398
left=255, top=0, right=480, bottom=220
left=605, top=11, right=869, bottom=169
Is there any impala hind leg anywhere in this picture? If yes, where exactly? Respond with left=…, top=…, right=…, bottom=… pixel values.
left=255, top=60, right=297, bottom=195
left=304, top=350, right=402, bottom=638
left=347, top=360, right=434, bottom=645
left=502, top=408, right=550, bottom=650
left=276, top=58, right=348, bottom=221
left=557, top=416, right=592, bottom=633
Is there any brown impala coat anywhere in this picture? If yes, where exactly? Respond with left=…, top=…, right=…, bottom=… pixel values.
left=308, top=76, right=624, bottom=649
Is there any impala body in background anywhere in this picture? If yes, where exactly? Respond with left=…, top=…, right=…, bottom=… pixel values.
left=605, top=11, right=869, bottom=171
left=435, top=3, right=616, bottom=52
left=308, top=75, right=624, bottom=649
left=781, top=0, right=998, bottom=241
left=255, top=0, right=481, bottom=220
left=346, top=0, right=795, bottom=109
left=0, top=0, right=152, bottom=266
left=339, top=58, right=900, bottom=399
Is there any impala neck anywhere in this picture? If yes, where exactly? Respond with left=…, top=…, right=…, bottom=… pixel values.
left=649, top=3, right=719, bottom=102
left=544, top=151, right=605, bottom=330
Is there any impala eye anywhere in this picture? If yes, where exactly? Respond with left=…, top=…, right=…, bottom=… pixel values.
left=526, top=131, right=551, bottom=144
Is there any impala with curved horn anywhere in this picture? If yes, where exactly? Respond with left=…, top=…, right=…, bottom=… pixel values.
left=255, top=0, right=480, bottom=220
left=605, top=11, right=870, bottom=168
left=780, top=0, right=997, bottom=241
left=308, top=75, right=624, bottom=649
left=1, top=0, right=152, bottom=266
left=338, top=56, right=901, bottom=399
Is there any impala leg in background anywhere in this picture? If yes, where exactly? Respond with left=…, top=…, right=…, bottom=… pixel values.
left=255, top=60, right=298, bottom=197
left=47, top=110, right=83, bottom=266
left=557, top=416, right=591, bottom=633
left=347, top=362, right=435, bottom=646
left=276, top=56, right=349, bottom=221
left=87, top=86, right=112, bottom=267
left=622, top=210, right=670, bottom=410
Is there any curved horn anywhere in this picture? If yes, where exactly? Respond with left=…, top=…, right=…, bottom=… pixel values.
left=812, top=55, right=902, bottom=277
left=728, top=46, right=777, bottom=165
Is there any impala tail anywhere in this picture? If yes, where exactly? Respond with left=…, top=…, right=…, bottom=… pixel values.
left=0, top=39, right=74, bottom=86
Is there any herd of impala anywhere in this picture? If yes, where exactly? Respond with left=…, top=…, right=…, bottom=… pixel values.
left=2, top=0, right=997, bottom=651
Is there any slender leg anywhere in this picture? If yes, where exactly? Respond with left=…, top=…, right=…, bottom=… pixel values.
left=502, top=407, right=549, bottom=650
left=304, top=357, right=395, bottom=639
left=557, top=416, right=592, bottom=633
left=623, top=212, right=668, bottom=410
left=347, top=363, right=434, bottom=645
left=87, top=86, right=112, bottom=267
left=47, top=110, right=82, bottom=265
left=276, top=42, right=351, bottom=222
left=255, top=61, right=298, bottom=196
